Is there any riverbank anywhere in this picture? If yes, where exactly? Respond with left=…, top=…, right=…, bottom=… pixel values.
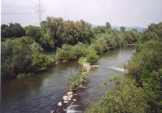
left=50, top=48, right=135, bottom=113
left=2, top=48, right=134, bottom=113
left=51, top=62, right=99, bottom=113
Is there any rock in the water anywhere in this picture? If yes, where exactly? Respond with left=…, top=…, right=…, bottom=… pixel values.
left=82, top=63, right=91, bottom=72
left=63, top=95, right=68, bottom=101
left=72, top=99, right=77, bottom=102
left=69, top=94, right=73, bottom=99
left=67, top=91, right=73, bottom=96
left=64, top=100, right=68, bottom=104
left=57, top=102, right=62, bottom=106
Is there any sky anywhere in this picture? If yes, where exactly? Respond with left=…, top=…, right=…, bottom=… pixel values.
left=1, top=0, right=162, bottom=27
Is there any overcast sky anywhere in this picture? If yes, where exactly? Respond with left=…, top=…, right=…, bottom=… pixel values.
left=1, top=0, right=162, bottom=27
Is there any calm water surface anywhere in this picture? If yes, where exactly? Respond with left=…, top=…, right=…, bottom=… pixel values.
left=1, top=48, right=135, bottom=113
left=2, top=63, right=80, bottom=113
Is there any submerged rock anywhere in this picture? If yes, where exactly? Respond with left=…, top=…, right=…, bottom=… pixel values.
left=64, top=100, right=68, bottom=104
left=57, top=102, right=62, bottom=106
left=72, top=99, right=77, bottom=102
left=63, top=95, right=68, bottom=101
left=82, top=63, right=99, bottom=72
left=67, top=91, right=73, bottom=96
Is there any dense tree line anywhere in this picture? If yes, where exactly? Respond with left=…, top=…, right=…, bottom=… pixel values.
left=1, top=17, right=139, bottom=80
left=2, top=17, right=161, bottom=113
left=1, top=23, right=25, bottom=39
left=86, top=22, right=162, bottom=113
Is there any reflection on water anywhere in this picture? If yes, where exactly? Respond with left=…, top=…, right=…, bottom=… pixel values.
left=2, top=63, right=80, bottom=113
left=1, top=48, right=135, bottom=113
left=80, top=48, right=135, bottom=107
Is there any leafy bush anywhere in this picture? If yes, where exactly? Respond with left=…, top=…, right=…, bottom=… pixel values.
left=86, top=78, right=148, bottom=113
left=25, top=25, right=42, bottom=42
left=91, top=37, right=108, bottom=54
left=84, top=47, right=99, bottom=64
left=69, top=72, right=88, bottom=90
left=40, top=17, right=93, bottom=49
left=1, top=37, right=54, bottom=79
left=32, top=51, right=54, bottom=71
left=127, top=39, right=162, bottom=113
left=1, top=23, right=25, bottom=39
left=55, top=44, right=88, bottom=62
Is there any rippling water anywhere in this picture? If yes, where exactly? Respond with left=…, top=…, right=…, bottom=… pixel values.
left=80, top=48, right=135, bottom=107
left=1, top=48, right=134, bottom=113
left=1, top=63, right=80, bottom=113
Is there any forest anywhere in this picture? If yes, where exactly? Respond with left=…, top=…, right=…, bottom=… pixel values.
left=1, top=17, right=162, bottom=113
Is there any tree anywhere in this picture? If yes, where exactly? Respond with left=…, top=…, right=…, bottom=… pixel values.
left=25, top=25, right=42, bottom=42
left=120, top=26, right=126, bottom=32
left=1, top=37, right=33, bottom=79
left=105, top=22, right=111, bottom=29
left=87, top=78, right=148, bottom=113
left=1, top=23, right=25, bottom=39
left=39, top=17, right=93, bottom=51
left=1, top=37, right=53, bottom=79
left=1, top=24, right=11, bottom=38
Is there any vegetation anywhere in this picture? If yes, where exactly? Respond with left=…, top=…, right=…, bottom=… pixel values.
left=86, top=22, right=162, bottom=113
left=39, top=17, right=93, bottom=51
left=127, top=23, right=162, bottom=113
left=55, top=43, right=87, bottom=62
left=69, top=72, right=88, bottom=90
left=86, top=78, right=148, bottom=113
left=1, top=37, right=54, bottom=79
left=1, top=17, right=141, bottom=80
left=1, top=23, right=25, bottom=39
left=1, top=15, right=162, bottom=113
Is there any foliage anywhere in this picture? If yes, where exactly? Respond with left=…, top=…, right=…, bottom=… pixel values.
left=31, top=47, right=54, bottom=71
left=120, top=26, right=126, bottom=32
left=127, top=22, right=162, bottom=113
left=127, top=40, right=162, bottom=113
left=86, top=78, right=148, bottom=113
left=69, top=72, right=88, bottom=90
left=83, top=47, right=99, bottom=64
left=147, top=22, right=162, bottom=38
left=55, top=43, right=87, bottom=62
left=1, top=23, right=25, bottom=39
left=105, top=22, right=111, bottom=29
left=39, top=17, right=93, bottom=50
left=25, top=25, right=42, bottom=42
left=1, top=17, right=141, bottom=80
left=1, top=37, right=54, bottom=79
left=87, top=22, right=162, bottom=113
left=55, top=43, right=99, bottom=64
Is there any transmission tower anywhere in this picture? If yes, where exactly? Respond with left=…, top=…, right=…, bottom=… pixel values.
left=38, top=0, right=42, bottom=23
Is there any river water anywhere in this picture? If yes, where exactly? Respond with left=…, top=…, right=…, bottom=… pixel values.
left=1, top=48, right=134, bottom=113
left=80, top=48, right=135, bottom=108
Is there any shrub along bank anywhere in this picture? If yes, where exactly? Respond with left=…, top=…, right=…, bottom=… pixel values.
left=1, top=17, right=139, bottom=80
left=86, top=22, right=162, bottom=113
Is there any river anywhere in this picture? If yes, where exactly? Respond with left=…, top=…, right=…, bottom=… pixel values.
left=1, top=48, right=134, bottom=113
